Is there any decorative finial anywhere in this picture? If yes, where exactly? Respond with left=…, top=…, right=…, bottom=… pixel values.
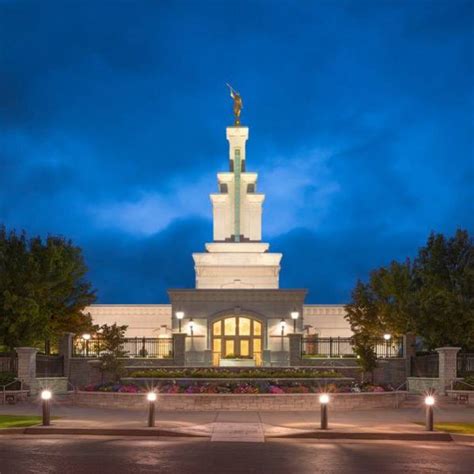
left=226, top=83, right=243, bottom=126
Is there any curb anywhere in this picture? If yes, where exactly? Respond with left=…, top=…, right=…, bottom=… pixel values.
left=267, top=431, right=453, bottom=441
left=22, top=427, right=209, bottom=437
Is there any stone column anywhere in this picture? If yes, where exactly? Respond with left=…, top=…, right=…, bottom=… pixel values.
left=436, top=347, right=461, bottom=394
left=287, top=333, right=303, bottom=367
left=59, top=333, right=75, bottom=380
left=173, top=333, right=187, bottom=367
left=15, top=347, right=38, bottom=388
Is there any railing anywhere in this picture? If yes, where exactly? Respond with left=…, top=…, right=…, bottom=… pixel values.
left=36, top=354, right=64, bottom=377
left=73, top=337, right=174, bottom=359
left=0, top=355, right=17, bottom=373
left=301, top=337, right=404, bottom=359
left=457, top=352, right=474, bottom=377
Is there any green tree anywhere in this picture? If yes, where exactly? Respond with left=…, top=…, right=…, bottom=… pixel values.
left=412, top=230, right=474, bottom=349
left=97, top=323, right=128, bottom=382
left=345, top=229, right=474, bottom=352
left=0, top=227, right=96, bottom=351
left=345, top=281, right=378, bottom=376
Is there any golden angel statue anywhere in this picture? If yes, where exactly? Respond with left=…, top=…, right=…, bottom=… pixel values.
left=226, top=83, right=243, bottom=125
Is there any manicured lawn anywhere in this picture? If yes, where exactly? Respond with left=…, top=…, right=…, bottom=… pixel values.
left=432, top=423, right=474, bottom=435
left=415, top=422, right=474, bottom=434
left=0, top=415, right=42, bottom=429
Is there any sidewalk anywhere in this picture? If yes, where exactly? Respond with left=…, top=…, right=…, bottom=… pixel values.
left=0, top=402, right=472, bottom=441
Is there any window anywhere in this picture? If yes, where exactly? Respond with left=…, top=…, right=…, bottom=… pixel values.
left=247, top=183, right=255, bottom=193
left=219, top=183, right=228, bottom=193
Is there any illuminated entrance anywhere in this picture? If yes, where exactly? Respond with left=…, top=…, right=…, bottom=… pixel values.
left=212, top=316, right=263, bottom=366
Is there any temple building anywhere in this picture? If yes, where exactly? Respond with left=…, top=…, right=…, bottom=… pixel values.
left=86, top=95, right=352, bottom=366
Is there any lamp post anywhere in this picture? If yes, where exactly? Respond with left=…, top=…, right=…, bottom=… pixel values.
left=319, top=394, right=329, bottom=430
left=82, top=333, right=91, bottom=357
left=147, top=392, right=157, bottom=427
left=176, top=311, right=184, bottom=333
left=279, top=318, right=286, bottom=336
left=41, top=390, right=52, bottom=426
left=425, top=395, right=435, bottom=431
left=290, top=310, right=299, bottom=333
left=383, top=333, right=391, bottom=358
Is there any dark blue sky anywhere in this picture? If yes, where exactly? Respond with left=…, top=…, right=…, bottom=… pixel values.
left=1, top=1, right=473, bottom=303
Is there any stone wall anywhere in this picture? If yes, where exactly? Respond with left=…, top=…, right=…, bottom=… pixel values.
left=407, top=377, right=443, bottom=393
left=70, top=390, right=407, bottom=411
left=29, top=377, right=68, bottom=395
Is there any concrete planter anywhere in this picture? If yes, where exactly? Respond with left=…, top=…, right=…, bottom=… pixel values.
left=69, top=390, right=407, bottom=411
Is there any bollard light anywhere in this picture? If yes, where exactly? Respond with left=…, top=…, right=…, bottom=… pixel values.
left=425, top=395, right=435, bottom=431
left=41, top=390, right=52, bottom=426
left=147, top=392, right=157, bottom=427
left=319, top=394, right=329, bottom=430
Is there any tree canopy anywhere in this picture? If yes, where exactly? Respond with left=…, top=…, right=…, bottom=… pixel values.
left=345, top=229, right=474, bottom=352
left=0, top=227, right=96, bottom=351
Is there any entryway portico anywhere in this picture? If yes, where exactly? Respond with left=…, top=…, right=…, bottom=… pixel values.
left=168, top=288, right=307, bottom=367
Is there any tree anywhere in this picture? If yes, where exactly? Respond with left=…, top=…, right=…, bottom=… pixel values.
left=345, top=281, right=378, bottom=376
left=0, top=227, right=96, bottom=351
left=97, top=323, right=128, bottom=382
left=411, top=230, right=474, bottom=349
left=345, top=229, right=474, bottom=352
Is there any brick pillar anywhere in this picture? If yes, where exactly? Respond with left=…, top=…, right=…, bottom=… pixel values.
left=59, top=333, right=74, bottom=380
left=15, top=347, right=38, bottom=388
left=436, top=347, right=461, bottom=394
left=287, top=333, right=303, bottom=366
left=173, top=333, right=187, bottom=367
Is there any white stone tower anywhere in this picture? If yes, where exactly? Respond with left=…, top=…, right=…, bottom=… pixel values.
left=192, top=117, right=282, bottom=289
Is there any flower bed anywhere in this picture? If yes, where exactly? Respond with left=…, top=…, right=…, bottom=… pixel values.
left=84, top=381, right=393, bottom=395
left=128, top=368, right=342, bottom=379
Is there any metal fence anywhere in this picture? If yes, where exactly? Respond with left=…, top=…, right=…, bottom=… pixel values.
left=302, top=337, right=404, bottom=359
left=458, top=352, right=474, bottom=376
left=0, top=354, right=17, bottom=373
left=73, top=337, right=174, bottom=359
left=36, top=355, right=64, bottom=377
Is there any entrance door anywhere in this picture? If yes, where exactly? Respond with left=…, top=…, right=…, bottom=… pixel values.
left=212, top=316, right=263, bottom=366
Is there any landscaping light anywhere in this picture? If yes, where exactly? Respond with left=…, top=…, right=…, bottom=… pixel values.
left=319, top=394, right=329, bottom=430
left=147, top=392, right=156, bottom=427
left=176, top=311, right=184, bottom=332
left=383, top=334, right=391, bottom=341
left=425, top=395, right=435, bottom=406
left=41, top=390, right=52, bottom=400
left=319, top=394, right=330, bottom=404
left=147, top=392, right=157, bottom=402
left=41, top=390, right=51, bottom=426
left=425, top=395, right=435, bottom=431
left=290, top=310, right=299, bottom=332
